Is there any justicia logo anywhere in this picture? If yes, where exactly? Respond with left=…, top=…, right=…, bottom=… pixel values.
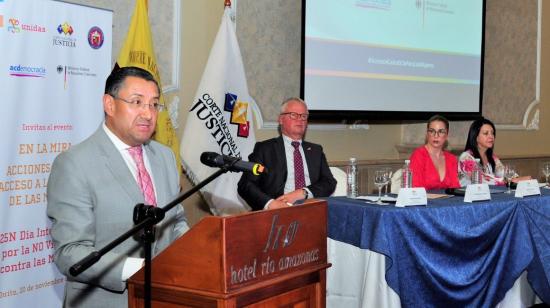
left=57, top=22, right=73, bottom=35
left=224, top=93, right=250, bottom=138
left=53, top=21, right=76, bottom=48
left=9, top=64, right=46, bottom=78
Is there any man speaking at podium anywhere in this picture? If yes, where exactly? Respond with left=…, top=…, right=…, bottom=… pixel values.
left=47, top=67, right=189, bottom=308
left=238, top=97, right=336, bottom=210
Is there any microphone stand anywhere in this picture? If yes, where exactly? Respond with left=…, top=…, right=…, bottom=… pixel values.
left=69, top=160, right=238, bottom=308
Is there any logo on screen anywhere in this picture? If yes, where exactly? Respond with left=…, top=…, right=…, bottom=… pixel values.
left=53, top=22, right=76, bottom=47
left=355, top=0, right=391, bottom=10
left=225, top=93, right=250, bottom=138
left=9, top=64, right=46, bottom=78
left=87, top=26, right=104, bottom=49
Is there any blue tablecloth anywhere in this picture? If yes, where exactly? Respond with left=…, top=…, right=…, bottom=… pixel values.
left=327, top=191, right=550, bottom=308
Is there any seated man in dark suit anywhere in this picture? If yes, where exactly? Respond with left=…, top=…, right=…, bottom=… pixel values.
left=238, top=97, right=336, bottom=210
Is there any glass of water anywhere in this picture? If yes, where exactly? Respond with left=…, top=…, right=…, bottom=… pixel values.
left=542, top=162, right=550, bottom=185
left=383, top=168, right=393, bottom=197
left=374, top=170, right=389, bottom=204
left=503, top=165, right=516, bottom=194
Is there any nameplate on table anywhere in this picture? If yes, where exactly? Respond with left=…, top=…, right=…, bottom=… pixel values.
left=515, top=179, right=541, bottom=198
left=464, top=184, right=491, bottom=203
left=396, top=188, right=427, bottom=207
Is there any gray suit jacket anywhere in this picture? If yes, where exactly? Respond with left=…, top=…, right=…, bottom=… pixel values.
left=47, top=126, right=189, bottom=308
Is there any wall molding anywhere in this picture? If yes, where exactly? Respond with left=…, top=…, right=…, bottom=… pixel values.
left=160, top=0, right=181, bottom=94
left=495, top=0, right=541, bottom=131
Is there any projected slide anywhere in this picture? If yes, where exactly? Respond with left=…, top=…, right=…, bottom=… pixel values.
left=304, top=0, right=484, bottom=114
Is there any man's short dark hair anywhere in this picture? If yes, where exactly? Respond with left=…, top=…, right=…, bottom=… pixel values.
left=104, top=66, right=159, bottom=97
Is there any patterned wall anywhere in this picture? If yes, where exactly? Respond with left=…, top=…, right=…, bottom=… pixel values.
left=483, top=0, right=539, bottom=127
left=237, top=0, right=301, bottom=126
left=64, top=0, right=179, bottom=93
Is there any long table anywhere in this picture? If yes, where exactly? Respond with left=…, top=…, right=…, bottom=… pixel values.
left=325, top=191, right=550, bottom=307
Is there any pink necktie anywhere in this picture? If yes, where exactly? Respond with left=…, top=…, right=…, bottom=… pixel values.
left=128, top=146, right=157, bottom=206
left=292, top=141, right=305, bottom=190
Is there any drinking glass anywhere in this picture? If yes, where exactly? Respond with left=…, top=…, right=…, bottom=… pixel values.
left=542, top=162, right=550, bottom=185
left=383, top=168, right=393, bottom=197
left=481, top=164, right=492, bottom=183
left=374, top=170, right=388, bottom=204
left=495, top=164, right=505, bottom=178
left=503, top=165, right=516, bottom=194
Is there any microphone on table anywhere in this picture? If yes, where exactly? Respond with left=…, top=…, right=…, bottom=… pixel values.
left=200, top=152, right=267, bottom=175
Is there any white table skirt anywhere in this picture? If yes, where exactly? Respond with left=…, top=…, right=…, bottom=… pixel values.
left=326, top=239, right=541, bottom=308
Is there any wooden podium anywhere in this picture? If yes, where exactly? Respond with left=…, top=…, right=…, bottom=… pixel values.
left=127, top=200, right=330, bottom=308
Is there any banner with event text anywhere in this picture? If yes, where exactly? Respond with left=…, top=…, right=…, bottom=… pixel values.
left=0, top=1, right=111, bottom=307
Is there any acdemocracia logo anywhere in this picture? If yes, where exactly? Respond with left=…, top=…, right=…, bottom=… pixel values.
left=9, top=64, right=46, bottom=78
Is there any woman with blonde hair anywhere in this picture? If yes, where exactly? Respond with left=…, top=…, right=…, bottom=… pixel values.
left=409, top=115, right=460, bottom=190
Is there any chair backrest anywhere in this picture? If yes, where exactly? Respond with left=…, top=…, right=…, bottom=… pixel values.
left=329, top=167, right=348, bottom=196
left=390, top=168, right=403, bottom=194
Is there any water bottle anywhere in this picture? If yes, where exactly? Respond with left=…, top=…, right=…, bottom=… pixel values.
left=401, top=160, right=413, bottom=188
left=471, top=158, right=483, bottom=184
left=346, top=157, right=358, bottom=198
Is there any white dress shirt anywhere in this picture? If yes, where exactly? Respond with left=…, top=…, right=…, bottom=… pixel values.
left=102, top=122, right=152, bottom=281
left=264, top=135, right=313, bottom=209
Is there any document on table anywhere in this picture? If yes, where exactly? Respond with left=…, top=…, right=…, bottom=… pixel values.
left=427, top=193, right=453, bottom=199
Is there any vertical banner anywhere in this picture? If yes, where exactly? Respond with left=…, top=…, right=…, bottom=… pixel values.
left=0, top=1, right=112, bottom=307
left=116, top=0, right=182, bottom=169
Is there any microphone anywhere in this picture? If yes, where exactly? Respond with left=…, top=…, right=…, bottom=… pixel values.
left=200, top=152, right=267, bottom=175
